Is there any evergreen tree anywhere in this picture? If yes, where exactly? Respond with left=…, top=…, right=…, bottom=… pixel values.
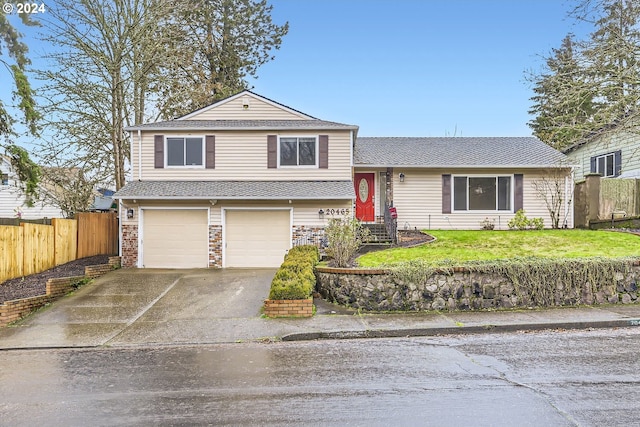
left=157, top=0, right=289, bottom=119
left=528, top=34, right=597, bottom=150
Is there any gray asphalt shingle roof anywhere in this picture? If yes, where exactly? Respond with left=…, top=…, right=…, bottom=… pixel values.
left=113, top=180, right=355, bottom=200
left=125, top=120, right=358, bottom=132
left=354, top=137, right=568, bottom=167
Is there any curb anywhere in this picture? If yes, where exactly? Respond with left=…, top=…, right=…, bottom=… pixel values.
left=281, top=318, right=640, bottom=341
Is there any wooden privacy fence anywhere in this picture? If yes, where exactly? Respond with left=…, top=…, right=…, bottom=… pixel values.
left=0, top=213, right=117, bottom=283
left=77, top=212, right=118, bottom=258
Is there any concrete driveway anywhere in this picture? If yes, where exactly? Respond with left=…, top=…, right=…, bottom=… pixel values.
left=0, top=268, right=278, bottom=348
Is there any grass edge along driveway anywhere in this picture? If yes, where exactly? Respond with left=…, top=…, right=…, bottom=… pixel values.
left=357, top=229, right=640, bottom=267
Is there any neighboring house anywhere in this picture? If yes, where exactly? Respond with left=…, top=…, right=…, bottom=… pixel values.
left=563, top=121, right=640, bottom=179
left=0, top=155, right=65, bottom=219
left=114, top=90, right=573, bottom=269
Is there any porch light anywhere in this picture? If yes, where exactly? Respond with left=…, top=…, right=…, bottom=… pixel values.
left=318, top=209, right=325, bottom=219
left=126, top=208, right=134, bottom=219
left=399, top=173, right=405, bottom=182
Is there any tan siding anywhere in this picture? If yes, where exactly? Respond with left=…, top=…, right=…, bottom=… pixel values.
left=139, top=130, right=352, bottom=180
left=391, top=169, right=573, bottom=230
left=210, top=200, right=351, bottom=226
left=186, top=96, right=307, bottom=120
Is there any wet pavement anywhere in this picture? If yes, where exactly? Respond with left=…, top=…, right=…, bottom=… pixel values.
left=2, top=328, right=640, bottom=426
left=1, top=268, right=640, bottom=349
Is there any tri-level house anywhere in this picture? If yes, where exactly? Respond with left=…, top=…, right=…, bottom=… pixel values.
left=114, top=90, right=573, bottom=269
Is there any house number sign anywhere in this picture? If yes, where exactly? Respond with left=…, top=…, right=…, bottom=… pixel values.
left=323, top=208, right=350, bottom=216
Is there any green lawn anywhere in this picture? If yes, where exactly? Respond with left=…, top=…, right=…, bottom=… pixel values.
left=356, top=229, right=640, bottom=267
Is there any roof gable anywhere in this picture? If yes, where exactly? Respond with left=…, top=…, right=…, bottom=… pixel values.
left=354, top=137, right=569, bottom=168
left=178, top=90, right=316, bottom=121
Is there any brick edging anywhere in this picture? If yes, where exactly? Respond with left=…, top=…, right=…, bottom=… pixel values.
left=0, top=256, right=122, bottom=327
left=264, top=298, right=313, bottom=318
left=316, top=266, right=389, bottom=275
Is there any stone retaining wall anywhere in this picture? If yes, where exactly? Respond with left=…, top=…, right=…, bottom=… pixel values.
left=316, top=261, right=640, bottom=312
left=0, top=256, right=121, bottom=327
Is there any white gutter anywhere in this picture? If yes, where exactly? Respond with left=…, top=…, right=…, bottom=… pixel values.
left=350, top=130, right=354, bottom=168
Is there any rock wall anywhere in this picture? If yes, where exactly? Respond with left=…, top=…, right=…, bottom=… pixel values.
left=316, top=263, right=640, bottom=311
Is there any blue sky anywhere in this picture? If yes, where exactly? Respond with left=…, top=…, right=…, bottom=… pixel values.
left=247, top=0, right=593, bottom=137
left=3, top=0, right=594, bottom=143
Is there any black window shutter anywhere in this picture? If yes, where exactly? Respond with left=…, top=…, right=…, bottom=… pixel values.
left=614, top=150, right=622, bottom=176
left=319, top=135, right=329, bottom=169
left=267, top=135, right=277, bottom=168
left=514, top=174, right=523, bottom=212
left=205, top=135, right=215, bottom=169
left=154, top=135, right=164, bottom=168
left=442, top=174, right=451, bottom=214
left=590, top=156, right=597, bottom=173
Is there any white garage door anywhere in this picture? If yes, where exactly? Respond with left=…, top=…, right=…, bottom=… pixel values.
left=225, top=210, right=291, bottom=268
left=143, top=209, right=209, bottom=268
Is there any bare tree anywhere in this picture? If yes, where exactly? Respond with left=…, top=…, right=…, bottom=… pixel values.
left=531, top=166, right=574, bottom=229
left=37, top=0, right=175, bottom=190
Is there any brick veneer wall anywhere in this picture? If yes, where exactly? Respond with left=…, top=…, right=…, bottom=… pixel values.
left=0, top=257, right=121, bottom=327
left=209, top=225, right=222, bottom=268
left=292, top=226, right=325, bottom=247
left=121, top=224, right=138, bottom=267
left=263, top=298, right=313, bottom=317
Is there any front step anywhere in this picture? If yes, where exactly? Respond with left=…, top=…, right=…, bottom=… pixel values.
left=362, top=223, right=393, bottom=244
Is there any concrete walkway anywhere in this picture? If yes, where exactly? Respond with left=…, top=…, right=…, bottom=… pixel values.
left=1, top=268, right=640, bottom=349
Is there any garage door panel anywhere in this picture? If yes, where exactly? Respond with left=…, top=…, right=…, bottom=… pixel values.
left=143, top=209, right=209, bottom=268
left=225, top=210, right=290, bottom=268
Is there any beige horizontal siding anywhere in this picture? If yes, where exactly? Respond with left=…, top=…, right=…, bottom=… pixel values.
left=392, top=169, right=573, bottom=230
left=124, top=200, right=352, bottom=227
left=187, top=96, right=307, bottom=120
left=138, top=130, right=352, bottom=180
left=210, top=200, right=351, bottom=226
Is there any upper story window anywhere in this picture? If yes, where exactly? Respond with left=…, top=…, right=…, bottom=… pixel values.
left=279, top=137, right=317, bottom=167
left=593, top=151, right=620, bottom=177
left=1, top=172, right=8, bottom=185
left=453, top=175, right=512, bottom=212
left=166, top=137, right=203, bottom=167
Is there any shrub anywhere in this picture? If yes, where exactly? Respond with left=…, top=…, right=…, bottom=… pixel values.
left=508, top=209, right=544, bottom=230
left=268, top=245, right=319, bottom=300
left=325, top=217, right=370, bottom=267
left=480, top=217, right=495, bottom=230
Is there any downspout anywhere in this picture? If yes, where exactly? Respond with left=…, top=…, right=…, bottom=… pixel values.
left=118, top=199, right=123, bottom=257
left=137, top=129, right=142, bottom=180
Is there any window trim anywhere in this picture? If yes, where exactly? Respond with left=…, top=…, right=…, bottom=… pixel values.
left=277, top=135, right=319, bottom=168
left=594, top=152, right=616, bottom=177
left=452, top=174, right=514, bottom=213
left=165, top=136, right=205, bottom=168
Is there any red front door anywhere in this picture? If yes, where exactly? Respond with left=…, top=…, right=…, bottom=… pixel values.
left=355, top=173, right=375, bottom=222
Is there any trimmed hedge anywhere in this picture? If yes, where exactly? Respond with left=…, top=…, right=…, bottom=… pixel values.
left=268, top=245, right=320, bottom=300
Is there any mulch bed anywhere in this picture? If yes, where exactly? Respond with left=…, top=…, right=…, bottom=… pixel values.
left=396, top=229, right=435, bottom=247
left=0, top=255, right=110, bottom=304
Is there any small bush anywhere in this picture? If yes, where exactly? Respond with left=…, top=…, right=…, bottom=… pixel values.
left=508, top=209, right=544, bottom=230
left=325, top=217, right=370, bottom=267
left=480, top=217, right=495, bottom=230
left=268, top=245, right=319, bottom=300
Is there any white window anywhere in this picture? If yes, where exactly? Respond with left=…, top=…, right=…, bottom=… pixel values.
left=1, top=172, right=8, bottom=186
left=595, top=153, right=616, bottom=177
left=454, top=176, right=512, bottom=211
left=279, top=137, right=317, bottom=167
left=166, top=137, right=203, bottom=167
